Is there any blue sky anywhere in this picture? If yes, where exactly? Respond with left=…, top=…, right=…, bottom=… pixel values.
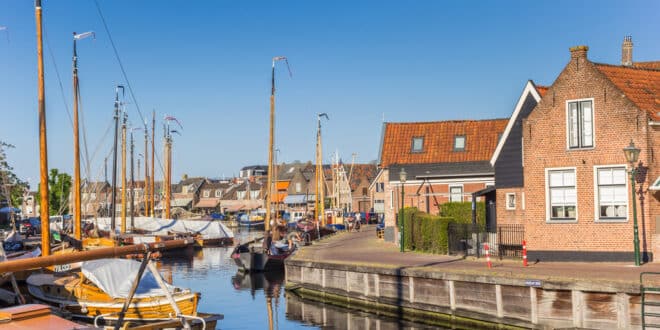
left=1, top=1, right=658, bottom=188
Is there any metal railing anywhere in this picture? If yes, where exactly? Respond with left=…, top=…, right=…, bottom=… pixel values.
left=447, top=223, right=524, bottom=259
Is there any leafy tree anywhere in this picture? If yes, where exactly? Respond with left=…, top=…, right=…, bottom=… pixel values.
left=0, top=141, right=29, bottom=208
left=37, top=169, right=72, bottom=215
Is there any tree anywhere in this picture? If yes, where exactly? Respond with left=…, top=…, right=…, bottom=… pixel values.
left=37, top=169, right=72, bottom=215
left=0, top=141, right=29, bottom=208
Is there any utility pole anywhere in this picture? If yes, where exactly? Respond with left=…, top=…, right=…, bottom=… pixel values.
left=35, top=0, right=51, bottom=256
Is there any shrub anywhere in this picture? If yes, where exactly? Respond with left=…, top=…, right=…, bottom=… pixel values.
left=401, top=207, right=454, bottom=254
left=439, top=201, right=485, bottom=228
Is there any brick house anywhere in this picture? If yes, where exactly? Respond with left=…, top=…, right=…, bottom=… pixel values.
left=489, top=81, right=548, bottom=226
left=373, top=119, right=507, bottom=243
left=194, top=179, right=232, bottom=214
left=519, top=40, right=660, bottom=262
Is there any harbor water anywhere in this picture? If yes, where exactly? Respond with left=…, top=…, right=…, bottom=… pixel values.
left=158, top=228, right=442, bottom=329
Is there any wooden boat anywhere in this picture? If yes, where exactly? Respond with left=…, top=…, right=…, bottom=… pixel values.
left=238, top=212, right=265, bottom=228
left=26, top=258, right=199, bottom=324
left=0, top=304, right=87, bottom=329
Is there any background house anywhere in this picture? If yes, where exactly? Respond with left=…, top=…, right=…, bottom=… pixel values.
left=374, top=119, right=506, bottom=243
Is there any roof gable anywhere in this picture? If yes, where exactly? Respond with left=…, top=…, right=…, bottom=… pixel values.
left=594, top=63, right=660, bottom=120
left=490, top=81, right=543, bottom=165
left=380, top=119, right=507, bottom=167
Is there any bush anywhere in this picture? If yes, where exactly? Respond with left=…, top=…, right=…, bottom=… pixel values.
left=439, top=201, right=485, bottom=228
left=401, top=207, right=454, bottom=254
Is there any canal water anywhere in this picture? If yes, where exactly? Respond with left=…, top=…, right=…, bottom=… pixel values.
left=158, top=228, right=444, bottom=329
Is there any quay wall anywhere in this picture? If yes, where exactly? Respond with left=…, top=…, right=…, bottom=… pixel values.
left=285, top=259, right=649, bottom=329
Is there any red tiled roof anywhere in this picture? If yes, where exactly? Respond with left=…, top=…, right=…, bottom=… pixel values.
left=536, top=85, right=549, bottom=97
left=634, top=61, right=660, bottom=70
left=380, top=119, right=508, bottom=167
left=595, top=63, right=660, bottom=120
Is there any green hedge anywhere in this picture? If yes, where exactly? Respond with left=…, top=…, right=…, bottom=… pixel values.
left=400, top=207, right=454, bottom=254
left=439, top=201, right=485, bottom=228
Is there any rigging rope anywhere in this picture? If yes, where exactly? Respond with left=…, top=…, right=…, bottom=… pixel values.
left=42, top=28, right=73, bottom=127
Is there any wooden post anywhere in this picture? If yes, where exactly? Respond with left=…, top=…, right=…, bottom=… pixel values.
left=35, top=0, right=51, bottom=256
left=147, top=262, right=190, bottom=329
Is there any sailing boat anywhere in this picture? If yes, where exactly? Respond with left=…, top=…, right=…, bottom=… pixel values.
left=231, top=56, right=294, bottom=272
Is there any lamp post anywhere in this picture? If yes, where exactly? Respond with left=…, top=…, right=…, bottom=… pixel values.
left=399, top=168, right=407, bottom=252
left=623, top=140, right=641, bottom=266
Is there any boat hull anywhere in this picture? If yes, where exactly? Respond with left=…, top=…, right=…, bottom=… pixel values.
left=27, top=273, right=199, bottom=322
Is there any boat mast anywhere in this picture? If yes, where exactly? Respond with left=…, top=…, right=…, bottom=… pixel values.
left=121, top=112, right=127, bottom=234
left=143, top=122, right=149, bottom=216
left=130, top=128, right=135, bottom=231
left=71, top=31, right=94, bottom=240
left=315, top=113, right=328, bottom=226
left=150, top=110, right=155, bottom=217
left=35, top=0, right=50, bottom=256
left=163, top=123, right=173, bottom=220
left=110, top=85, right=124, bottom=236
left=266, top=56, right=290, bottom=233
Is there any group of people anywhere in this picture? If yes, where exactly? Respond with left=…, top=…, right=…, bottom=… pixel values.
left=265, top=224, right=301, bottom=256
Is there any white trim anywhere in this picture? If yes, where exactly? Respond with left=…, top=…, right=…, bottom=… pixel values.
left=593, top=164, right=629, bottom=223
left=545, top=167, right=578, bottom=223
left=390, top=189, right=394, bottom=210
left=449, top=184, right=464, bottom=202
left=522, top=192, right=525, bottom=210
left=505, top=193, right=516, bottom=210
left=368, top=169, right=385, bottom=190
left=565, top=98, right=596, bottom=151
left=651, top=176, right=660, bottom=191
left=390, top=176, right=495, bottom=185
left=490, top=81, right=542, bottom=166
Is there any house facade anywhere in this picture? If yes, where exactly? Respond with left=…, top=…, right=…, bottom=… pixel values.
left=374, top=119, right=507, bottom=243
left=520, top=43, right=660, bottom=261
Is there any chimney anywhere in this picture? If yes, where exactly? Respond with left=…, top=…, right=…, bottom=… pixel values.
left=569, top=45, right=589, bottom=60
left=621, top=35, right=633, bottom=67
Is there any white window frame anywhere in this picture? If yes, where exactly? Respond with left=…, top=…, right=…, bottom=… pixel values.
left=566, top=98, right=595, bottom=150
left=390, top=190, right=394, bottom=209
left=545, top=167, right=578, bottom=223
left=215, top=189, right=222, bottom=198
left=449, top=185, right=463, bottom=202
left=203, top=190, right=210, bottom=198
left=454, top=135, right=466, bottom=151
left=522, top=192, right=525, bottom=210
left=505, top=193, right=516, bottom=210
left=593, top=165, right=628, bottom=222
left=295, top=182, right=302, bottom=193
left=412, top=137, right=424, bottom=153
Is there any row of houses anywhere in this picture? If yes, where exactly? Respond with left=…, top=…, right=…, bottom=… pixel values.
left=21, top=162, right=378, bottom=220
left=371, top=37, right=660, bottom=262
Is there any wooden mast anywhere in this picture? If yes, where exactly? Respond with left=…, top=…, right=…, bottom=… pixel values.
left=143, top=124, right=149, bottom=216
left=130, top=128, right=135, bottom=231
left=150, top=111, right=155, bottom=217
left=72, top=32, right=81, bottom=240
left=265, top=60, right=276, bottom=233
left=121, top=113, right=127, bottom=234
left=110, top=86, right=123, bottom=235
left=164, top=129, right=171, bottom=220
left=35, top=0, right=50, bottom=256
left=315, top=113, right=328, bottom=226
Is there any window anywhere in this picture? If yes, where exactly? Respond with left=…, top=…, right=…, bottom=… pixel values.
left=411, top=137, right=424, bottom=153
left=295, top=182, right=301, bottom=193
left=203, top=190, right=210, bottom=198
left=548, top=169, right=576, bottom=220
left=215, top=189, right=222, bottom=198
left=596, top=167, right=627, bottom=220
left=449, top=186, right=463, bottom=202
left=237, top=191, right=246, bottom=199
left=454, top=135, right=466, bottom=151
left=362, top=187, right=368, bottom=195
left=390, top=190, right=394, bottom=209
left=376, top=182, right=385, bottom=192
left=567, top=100, right=593, bottom=149
left=506, top=193, right=516, bottom=210
left=250, top=191, right=259, bottom=199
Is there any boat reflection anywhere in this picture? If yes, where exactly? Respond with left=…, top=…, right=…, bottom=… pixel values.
left=231, top=270, right=285, bottom=299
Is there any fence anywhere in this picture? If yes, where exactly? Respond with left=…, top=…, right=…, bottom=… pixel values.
left=447, top=223, right=524, bottom=259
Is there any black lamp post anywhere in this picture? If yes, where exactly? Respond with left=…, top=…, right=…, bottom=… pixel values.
left=623, top=140, right=641, bottom=266
left=399, top=168, right=407, bottom=252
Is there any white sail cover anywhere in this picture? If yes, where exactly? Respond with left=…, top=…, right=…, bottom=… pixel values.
left=81, top=258, right=173, bottom=299
left=93, top=216, right=234, bottom=239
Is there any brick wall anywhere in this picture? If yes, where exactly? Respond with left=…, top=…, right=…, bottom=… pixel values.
left=522, top=47, right=658, bottom=260
left=496, top=187, right=526, bottom=225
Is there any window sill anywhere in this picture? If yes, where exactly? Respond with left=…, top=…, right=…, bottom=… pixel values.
left=546, top=218, right=578, bottom=224
left=566, top=146, right=595, bottom=151
left=505, top=207, right=516, bottom=211
left=595, top=218, right=628, bottom=223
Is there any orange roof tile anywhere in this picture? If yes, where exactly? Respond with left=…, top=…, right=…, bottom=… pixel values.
left=595, top=63, right=660, bottom=120
left=380, top=119, right=508, bottom=167
left=634, top=61, right=660, bottom=70
left=536, top=85, right=549, bottom=97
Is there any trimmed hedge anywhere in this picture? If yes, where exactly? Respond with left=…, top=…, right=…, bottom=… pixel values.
left=439, top=201, right=485, bottom=228
left=400, top=207, right=454, bottom=254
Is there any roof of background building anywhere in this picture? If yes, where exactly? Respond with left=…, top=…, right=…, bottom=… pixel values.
left=594, top=63, right=660, bottom=120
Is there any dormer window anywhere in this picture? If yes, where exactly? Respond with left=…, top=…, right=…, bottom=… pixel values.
left=411, top=137, right=424, bottom=153
left=215, top=189, right=222, bottom=198
left=454, top=135, right=466, bottom=151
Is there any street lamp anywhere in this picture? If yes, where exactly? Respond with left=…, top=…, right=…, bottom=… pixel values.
left=399, top=168, right=407, bottom=252
left=623, top=140, right=641, bottom=266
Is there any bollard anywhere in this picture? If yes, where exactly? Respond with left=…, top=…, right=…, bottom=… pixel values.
left=485, top=243, right=492, bottom=269
left=522, top=239, right=528, bottom=267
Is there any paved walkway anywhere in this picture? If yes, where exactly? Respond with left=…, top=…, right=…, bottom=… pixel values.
left=293, top=225, right=660, bottom=287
